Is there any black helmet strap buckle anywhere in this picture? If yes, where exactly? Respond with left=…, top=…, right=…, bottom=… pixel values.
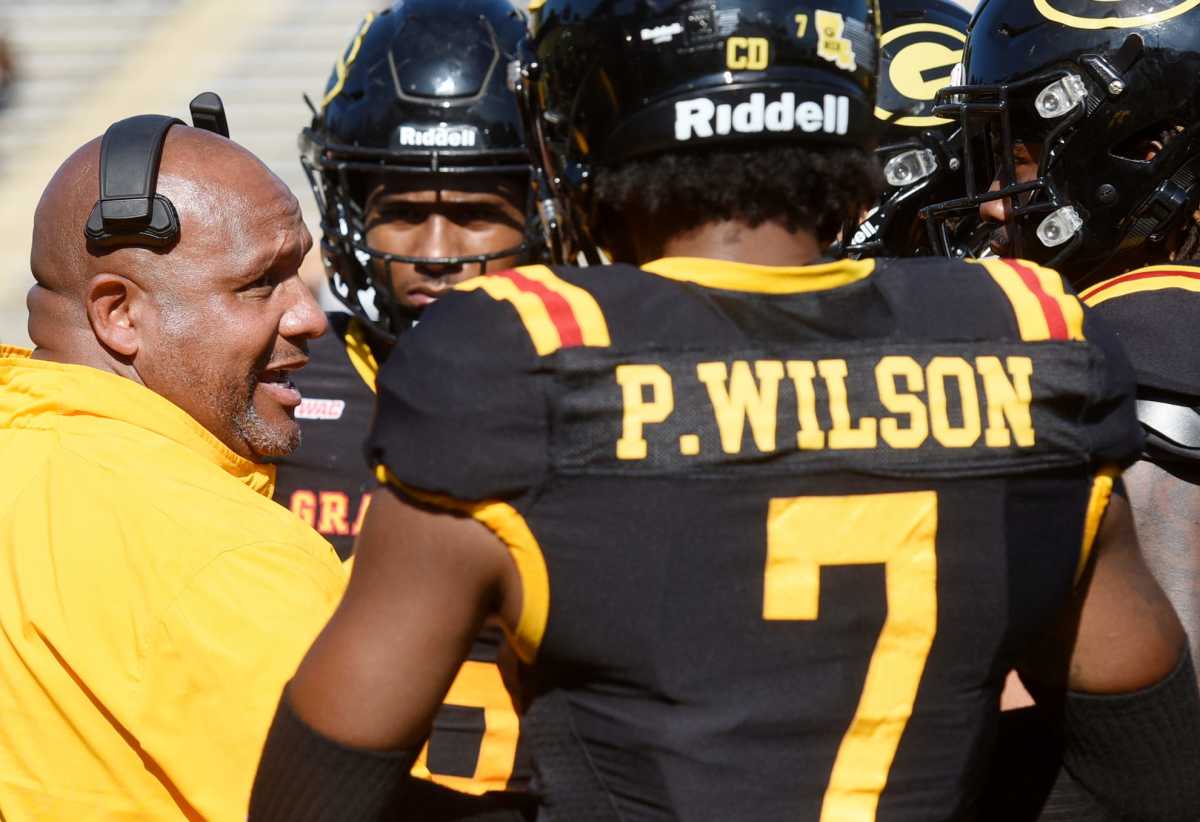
left=1131, top=155, right=1200, bottom=245
left=84, top=92, right=231, bottom=250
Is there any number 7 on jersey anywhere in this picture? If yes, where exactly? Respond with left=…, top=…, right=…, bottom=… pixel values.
left=765, top=492, right=939, bottom=822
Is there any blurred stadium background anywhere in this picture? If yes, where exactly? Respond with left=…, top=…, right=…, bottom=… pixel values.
left=0, top=0, right=974, bottom=347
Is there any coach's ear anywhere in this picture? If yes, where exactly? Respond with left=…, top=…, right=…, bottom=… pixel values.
left=86, top=273, right=144, bottom=359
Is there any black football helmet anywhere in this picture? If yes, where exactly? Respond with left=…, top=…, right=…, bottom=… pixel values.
left=517, top=0, right=882, bottom=264
left=846, top=0, right=970, bottom=258
left=301, top=0, right=534, bottom=341
left=923, top=0, right=1200, bottom=286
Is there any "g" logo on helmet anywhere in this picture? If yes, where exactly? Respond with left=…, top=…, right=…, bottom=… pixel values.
left=1034, top=0, right=1200, bottom=29
left=876, top=23, right=965, bottom=129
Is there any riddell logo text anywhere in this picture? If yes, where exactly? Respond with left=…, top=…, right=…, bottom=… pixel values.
left=398, top=125, right=479, bottom=148
left=674, top=93, right=850, bottom=141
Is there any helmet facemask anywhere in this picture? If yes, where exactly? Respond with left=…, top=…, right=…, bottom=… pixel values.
left=924, top=29, right=1200, bottom=285
left=301, top=138, right=536, bottom=340
left=511, top=48, right=606, bottom=268
left=848, top=126, right=972, bottom=258
left=922, top=69, right=1092, bottom=267
left=848, top=0, right=971, bottom=259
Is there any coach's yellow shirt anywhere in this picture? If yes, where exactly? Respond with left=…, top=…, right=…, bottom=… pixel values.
left=0, top=347, right=347, bottom=821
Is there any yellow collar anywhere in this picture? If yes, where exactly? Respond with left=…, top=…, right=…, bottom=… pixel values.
left=343, top=319, right=380, bottom=394
left=641, top=257, right=875, bottom=294
left=0, top=347, right=275, bottom=496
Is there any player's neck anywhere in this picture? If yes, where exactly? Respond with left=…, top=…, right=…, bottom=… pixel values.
left=642, top=220, right=823, bottom=267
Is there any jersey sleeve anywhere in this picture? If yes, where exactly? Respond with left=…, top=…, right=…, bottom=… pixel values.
left=1081, top=265, right=1200, bottom=400
left=366, top=284, right=551, bottom=504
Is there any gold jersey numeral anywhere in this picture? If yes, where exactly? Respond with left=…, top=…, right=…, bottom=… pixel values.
left=764, top=491, right=939, bottom=821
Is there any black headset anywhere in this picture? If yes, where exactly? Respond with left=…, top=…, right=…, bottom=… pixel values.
left=85, top=92, right=231, bottom=250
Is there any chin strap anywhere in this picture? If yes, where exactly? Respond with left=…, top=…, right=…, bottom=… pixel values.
left=1127, top=155, right=1200, bottom=247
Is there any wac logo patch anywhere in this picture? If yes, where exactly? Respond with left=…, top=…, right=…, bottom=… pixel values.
left=296, top=398, right=347, bottom=421
left=876, top=23, right=965, bottom=129
left=1035, top=0, right=1200, bottom=29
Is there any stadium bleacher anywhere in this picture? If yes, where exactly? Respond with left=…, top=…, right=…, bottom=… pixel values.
left=0, top=0, right=381, bottom=345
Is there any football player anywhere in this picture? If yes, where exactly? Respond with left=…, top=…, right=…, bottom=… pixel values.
left=271, top=1, right=538, bottom=817
left=845, top=0, right=970, bottom=258
left=927, top=1, right=1200, bottom=817
left=252, top=2, right=1200, bottom=820
left=931, top=0, right=1200, bottom=686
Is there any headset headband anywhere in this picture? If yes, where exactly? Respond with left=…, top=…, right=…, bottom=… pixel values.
left=84, top=92, right=231, bottom=250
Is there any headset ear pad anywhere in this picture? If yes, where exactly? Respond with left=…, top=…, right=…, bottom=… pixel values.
left=85, top=194, right=181, bottom=250
left=84, top=114, right=184, bottom=250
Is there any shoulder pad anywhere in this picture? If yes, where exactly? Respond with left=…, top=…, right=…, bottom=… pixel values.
left=1138, top=398, right=1200, bottom=468
left=970, top=258, right=1085, bottom=342
left=454, top=265, right=611, bottom=356
left=1081, top=264, right=1200, bottom=399
left=875, top=257, right=1084, bottom=343
left=1080, top=264, right=1200, bottom=308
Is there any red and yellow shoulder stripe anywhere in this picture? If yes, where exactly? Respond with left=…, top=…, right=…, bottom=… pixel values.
left=1079, top=265, right=1200, bottom=307
left=972, top=258, right=1085, bottom=342
left=456, top=265, right=611, bottom=355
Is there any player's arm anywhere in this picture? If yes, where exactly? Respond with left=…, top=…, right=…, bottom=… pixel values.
left=1123, top=459, right=1200, bottom=676
left=1015, top=493, right=1200, bottom=820
left=249, top=488, right=523, bottom=822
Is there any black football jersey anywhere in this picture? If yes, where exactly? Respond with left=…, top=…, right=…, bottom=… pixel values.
left=367, top=258, right=1143, bottom=822
left=272, top=312, right=529, bottom=796
left=273, top=312, right=378, bottom=559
